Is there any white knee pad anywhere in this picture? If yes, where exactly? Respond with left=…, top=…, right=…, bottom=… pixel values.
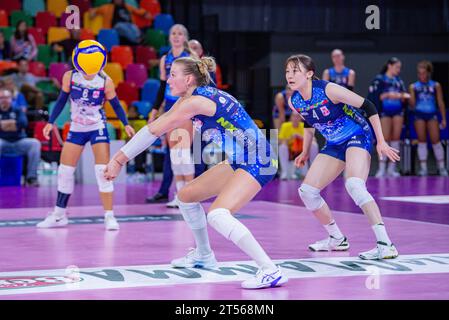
left=207, top=208, right=249, bottom=244
left=95, top=164, right=114, bottom=193
left=298, top=184, right=325, bottom=211
left=178, top=200, right=207, bottom=230
left=345, top=177, right=374, bottom=207
left=170, top=148, right=194, bottom=176
left=57, top=164, right=76, bottom=194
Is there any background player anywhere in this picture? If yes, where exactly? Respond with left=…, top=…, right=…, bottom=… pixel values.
left=37, top=40, right=135, bottom=230
left=287, top=54, right=399, bottom=260
left=322, top=49, right=356, bottom=90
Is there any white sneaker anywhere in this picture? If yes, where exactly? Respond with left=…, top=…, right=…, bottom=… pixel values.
left=375, top=169, right=385, bottom=178
left=105, top=214, right=119, bottom=231
left=241, top=266, right=288, bottom=289
left=359, top=242, right=399, bottom=260
left=418, top=168, right=428, bottom=176
left=438, top=168, right=448, bottom=176
left=166, top=196, right=179, bottom=208
left=308, top=236, right=350, bottom=252
left=36, top=212, right=68, bottom=228
left=171, top=248, right=217, bottom=268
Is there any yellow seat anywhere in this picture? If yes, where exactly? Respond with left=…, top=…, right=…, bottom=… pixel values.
left=104, top=100, right=128, bottom=119
left=103, top=63, right=124, bottom=87
left=83, top=11, right=103, bottom=35
left=47, top=0, right=69, bottom=18
left=47, top=27, right=70, bottom=44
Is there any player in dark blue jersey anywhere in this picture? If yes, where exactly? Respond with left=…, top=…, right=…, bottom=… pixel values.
left=409, top=61, right=448, bottom=176
left=322, top=49, right=356, bottom=90
left=272, top=85, right=293, bottom=129
left=369, top=57, right=410, bottom=177
left=286, top=54, right=399, bottom=260
left=146, top=24, right=194, bottom=208
left=104, top=56, right=287, bottom=289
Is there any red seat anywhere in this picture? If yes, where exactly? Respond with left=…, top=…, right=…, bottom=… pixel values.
left=48, top=63, right=71, bottom=84
left=0, top=10, right=8, bottom=27
left=70, top=0, right=91, bottom=16
left=2, top=0, right=21, bottom=15
left=79, top=28, right=95, bottom=40
left=116, top=82, right=139, bottom=106
left=135, top=45, right=157, bottom=69
left=33, top=121, right=63, bottom=152
left=111, top=45, right=133, bottom=69
left=140, top=0, right=161, bottom=18
left=28, top=27, right=46, bottom=45
left=36, top=11, right=57, bottom=34
left=28, top=61, right=47, bottom=77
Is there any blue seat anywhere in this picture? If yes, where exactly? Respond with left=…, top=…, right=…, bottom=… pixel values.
left=23, top=0, right=45, bottom=17
left=97, top=29, right=120, bottom=52
left=153, top=14, right=175, bottom=36
left=0, top=154, right=23, bottom=186
left=158, top=45, right=170, bottom=56
left=141, top=79, right=160, bottom=105
left=132, top=101, right=152, bottom=118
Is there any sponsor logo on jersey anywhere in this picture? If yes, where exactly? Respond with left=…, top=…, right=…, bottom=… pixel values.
left=93, top=90, right=100, bottom=99
left=219, top=96, right=227, bottom=104
left=320, top=106, right=330, bottom=116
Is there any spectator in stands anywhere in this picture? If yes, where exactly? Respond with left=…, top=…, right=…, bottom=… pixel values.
left=89, top=0, right=151, bottom=44
left=0, top=30, right=11, bottom=60
left=0, top=59, right=60, bottom=109
left=52, top=29, right=81, bottom=62
left=189, top=39, right=217, bottom=84
left=10, top=20, right=37, bottom=62
left=278, top=112, right=319, bottom=180
left=0, top=88, right=41, bottom=186
left=0, top=78, right=28, bottom=113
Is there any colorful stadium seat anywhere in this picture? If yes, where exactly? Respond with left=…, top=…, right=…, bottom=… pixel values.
left=153, top=14, right=174, bottom=35
left=49, top=62, right=71, bottom=84
left=111, top=45, right=134, bottom=69
left=10, top=10, right=33, bottom=28
left=28, top=61, right=47, bottom=77
left=141, top=79, right=160, bottom=105
left=23, top=0, right=45, bottom=17
left=47, top=0, right=68, bottom=18
left=126, top=63, right=147, bottom=88
left=28, top=27, right=46, bottom=45
left=47, top=27, right=70, bottom=44
left=35, top=11, right=57, bottom=34
left=97, top=29, right=119, bottom=52
left=116, top=82, right=139, bottom=106
left=103, top=62, right=124, bottom=87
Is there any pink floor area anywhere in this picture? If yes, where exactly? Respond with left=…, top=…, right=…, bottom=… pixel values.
left=0, top=195, right=448, bottom=300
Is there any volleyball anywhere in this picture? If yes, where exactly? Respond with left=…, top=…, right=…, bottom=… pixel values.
left=72, top=40, right=107, bottom=76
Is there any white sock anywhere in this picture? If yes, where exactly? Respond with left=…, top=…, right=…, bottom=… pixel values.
left=387, top=160, right=396, bottom=172
left=390, top=140, right=400, bottom=152
left=207, top=208, right=276, bottom=271
left=178, top=201, right=212, bottom=256
left=54, top=206, right=67, bottom=217
left=105, top=210, right=114, bottom=218
left=324, top=220, right=344, bottom=239
left=176, top=180, right=186, bottom=192
left=378, top=159, right=387, bottom=173
left=418, top=142, right=428, bottom=171
left=432, top=143, right=446, bottom=169
left=279, top=144, right=289, bottom=176
left=372, top=223, right=392, bottom=246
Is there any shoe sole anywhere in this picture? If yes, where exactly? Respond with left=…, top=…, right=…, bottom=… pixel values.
left=358, top=253, right=399, bottom=260
left=171, top=263, right=218, bottom=269
left=308, top=244, right=350, bottom=252
left=241, top=276, right=288, bottom=289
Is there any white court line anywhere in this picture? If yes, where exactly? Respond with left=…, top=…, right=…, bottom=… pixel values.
left=0, top=253, right=448, bottom=296
left=261, top=200, right=449, bottom=228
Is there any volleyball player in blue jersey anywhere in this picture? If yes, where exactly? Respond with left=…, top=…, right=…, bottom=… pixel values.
left=409, top=61, right=448, bottom=176
left=286, top=54, right=399, bottom=260
left=322, top=49, right=355, bottom=90
left=104, top=56, right=287, bottom=289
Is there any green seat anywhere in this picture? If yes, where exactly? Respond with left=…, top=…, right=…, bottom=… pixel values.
left=10, top=11, right=34, bottom=28
left=143, top=29, right=167, bottom=50
left=94, top=0, right=111, bottom=7
left=0, top=27, right=15, bottom=41
left=36, top=80, right=59, bottom=95
left=23, top=0, right=45, bottom=17
left=106, top=122, right=117, bottom=140
left=149, top=65, right=160, bottom=79
left=37, top=45, right=58, bottom=68
left=48, top=100, right=70, bottom=129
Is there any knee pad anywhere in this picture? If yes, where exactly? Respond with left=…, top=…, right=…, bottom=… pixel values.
left=207, top=208, right=249, bottom=244
left=298, top=184, right=325, bottom=211
left=178, top=200, right=206, bottom=230
left=57, top=164, right=76, bottom=194
left=95, top=164, right=114, bottom=193
left=170, top=149, right=194, bottom=176
left=345, top=177, right=374, bottom=207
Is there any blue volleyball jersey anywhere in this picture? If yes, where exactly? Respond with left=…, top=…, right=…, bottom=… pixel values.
left=413, top=80, right=438, bottom=114
left=164, top=50, right=190, bottom=103
left=328, top=67, right=350, bottom=88
left=290, top=80, right=371, bottom=145
left=380, top=75, right=406, bottom=112
left=192, top=86, right=273, bottom=166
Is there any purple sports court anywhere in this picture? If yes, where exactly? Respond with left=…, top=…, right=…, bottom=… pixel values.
left=0, top=177, right=448, bottom=300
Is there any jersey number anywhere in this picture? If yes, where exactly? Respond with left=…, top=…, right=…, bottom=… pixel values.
left=82, top=89, right=89, bottom=99
left=312, top=110, right=319, bottom=120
